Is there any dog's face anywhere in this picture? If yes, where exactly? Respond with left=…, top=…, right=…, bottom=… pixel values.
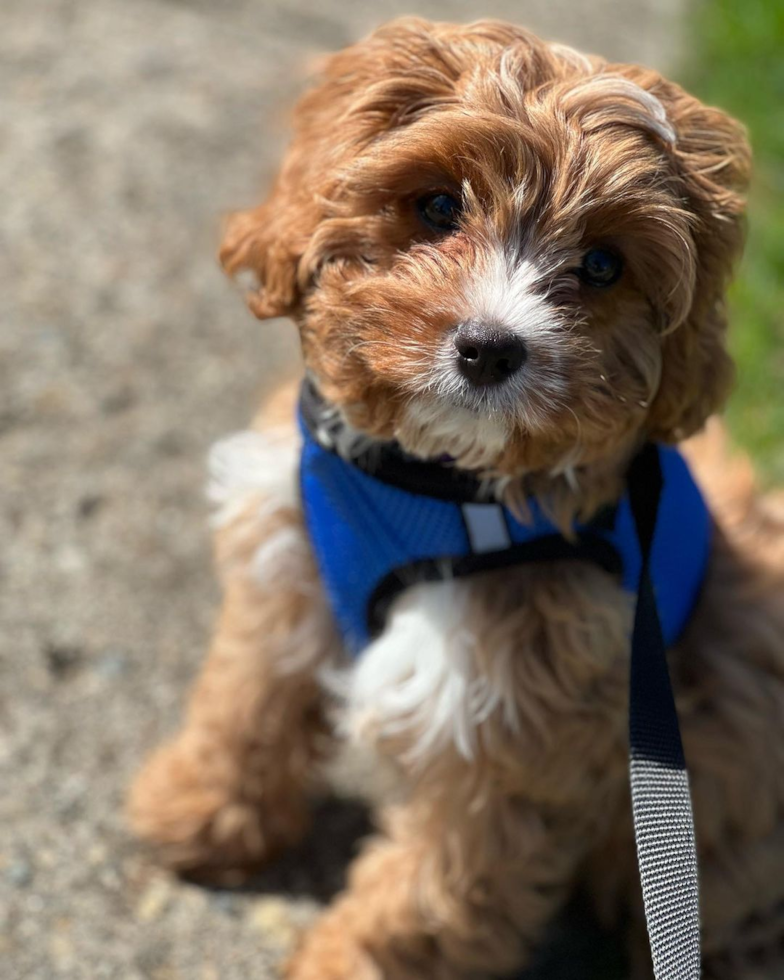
left=222, top=19, right=750, bottom=476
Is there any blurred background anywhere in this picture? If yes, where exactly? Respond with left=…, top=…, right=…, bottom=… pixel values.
left=1, top=0, right=782, bottom=977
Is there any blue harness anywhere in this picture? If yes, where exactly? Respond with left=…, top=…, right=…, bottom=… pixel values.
left=297, top=381, right=709, bottom=978
left=298, top=386, right=710, bottom=657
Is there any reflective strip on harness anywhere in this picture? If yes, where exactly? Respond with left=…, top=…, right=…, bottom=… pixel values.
left=461, top=503, right=512, bottom=552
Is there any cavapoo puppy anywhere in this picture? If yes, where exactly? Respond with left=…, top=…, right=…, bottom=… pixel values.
left=129, top=17, right=784, bottom=979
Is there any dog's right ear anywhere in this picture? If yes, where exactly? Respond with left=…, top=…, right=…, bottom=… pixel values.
left=219, top=188, right=312, bottom=320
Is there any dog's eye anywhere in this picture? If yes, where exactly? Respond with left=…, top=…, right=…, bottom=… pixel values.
left=579, top=248, right=623, bottom=287
left=417, top=193, right=462, bottom=232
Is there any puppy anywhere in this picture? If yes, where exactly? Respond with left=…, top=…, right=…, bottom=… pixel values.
left=129, top=18, right=784, bottom=979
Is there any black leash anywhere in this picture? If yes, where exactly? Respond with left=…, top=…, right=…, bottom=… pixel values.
left=627, top=444, right=701, bottom=979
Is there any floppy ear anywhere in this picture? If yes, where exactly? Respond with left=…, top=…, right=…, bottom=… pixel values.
left=217, top=44, right=359, bottom=321
left=219, top=191, right=313, bottom=320
left=217, top=18, right=430, bottom=320
left=620, top=69, right=752, bottom=441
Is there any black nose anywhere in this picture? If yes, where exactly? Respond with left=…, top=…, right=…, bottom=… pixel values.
left=454, top=323, right=527, bottom=386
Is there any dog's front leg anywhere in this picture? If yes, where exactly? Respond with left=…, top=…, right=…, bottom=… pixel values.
left=287, top=577, right=620, bottom=980
left=285, top=789, right=587, bottom=980
left=129, top=485, right=340, bottom=879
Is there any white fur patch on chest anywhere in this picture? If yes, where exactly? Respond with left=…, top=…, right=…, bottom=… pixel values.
left=334, top=579, right=521, bottom=766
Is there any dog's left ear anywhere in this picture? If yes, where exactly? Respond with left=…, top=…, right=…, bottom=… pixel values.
left=621, top=68, right=752, bottom=441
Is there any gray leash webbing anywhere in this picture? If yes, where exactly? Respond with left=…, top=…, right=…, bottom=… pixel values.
left=628, top=445, right=701, bottom=979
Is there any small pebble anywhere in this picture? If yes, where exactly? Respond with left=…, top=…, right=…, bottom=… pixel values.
left=49, top=932, right=76, bottom=970
left=44, top=643, right=82, bottom=679
left=77, top=494, right=103, bottom=519
left=87, top=842, right=108, bottom=865
left=135, top=877, right=173, bottom=922
left=6, top=859, right=33, bottom=888
left=209, top=892, right=240, bottom=917
left=55, top=544, right=88, bottom=574
left=246, top=896, right=300, bottom=948
left=95, top=650, right=131, bottom=680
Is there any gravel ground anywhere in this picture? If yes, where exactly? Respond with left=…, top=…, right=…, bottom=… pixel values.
left=1, top=1, right=685, bottom=977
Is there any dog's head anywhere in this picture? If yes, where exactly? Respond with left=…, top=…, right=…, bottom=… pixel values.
left=221, top=18, right=750, bottom=476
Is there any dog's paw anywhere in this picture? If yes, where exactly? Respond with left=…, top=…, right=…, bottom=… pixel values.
left=284, top=910, right=444, bottom=980
left=127, top=733, right=308, bottom=881
left=285, top=935, right=382, bottom=980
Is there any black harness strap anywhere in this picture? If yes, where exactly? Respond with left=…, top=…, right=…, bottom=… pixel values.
left=367, top=531, right=624, bottom=640
left=627, top=445, right=701, bottom=979
left=300, top=377, right=497, bottom=502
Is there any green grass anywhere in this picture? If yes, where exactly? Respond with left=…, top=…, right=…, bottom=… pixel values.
left=680, top=0, right=784, bottom=482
